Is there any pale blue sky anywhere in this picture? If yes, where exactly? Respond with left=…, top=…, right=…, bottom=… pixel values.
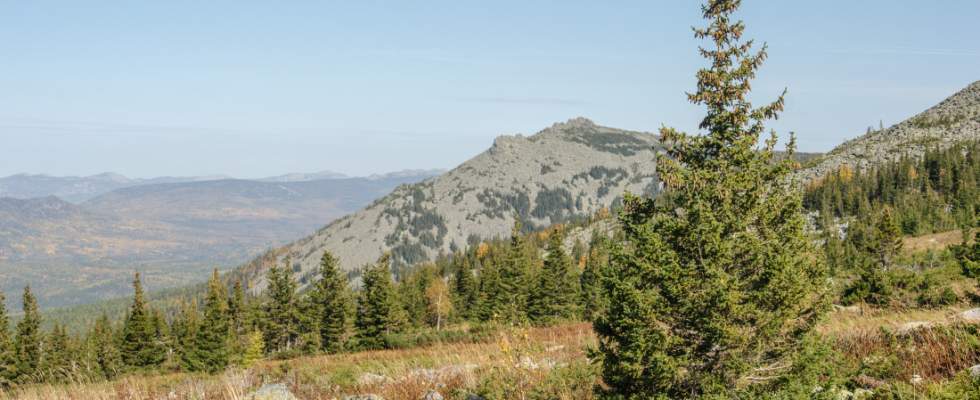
left=2, top=1, right=978, bottom=178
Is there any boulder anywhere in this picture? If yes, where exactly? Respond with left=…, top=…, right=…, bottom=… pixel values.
left=344, top=395, right=384, bottom=400
left=959, top=308, right=980, bottom=322
left=970, top=364, right=980, bottom=378
left=244, top=384, right=299, bottom=400
left=422, top=390, right=444, bottom=400
left=896, top=321, right=932, bottom=335
left=358, top=372, right=390, bottom=386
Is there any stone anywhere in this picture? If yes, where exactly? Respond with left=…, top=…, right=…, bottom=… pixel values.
left=358, top=372, right=390, bottom=386
left=896, top=321, right=932, bottom=335
left=343, top=395, right=384, bottom=400
left=422, top=390, right=444, bottom=400
left=244, top=384, right=299, bottom=400
left=970, top=364, right=980, bottom=378
left=959, top=308, right=980, bottom=322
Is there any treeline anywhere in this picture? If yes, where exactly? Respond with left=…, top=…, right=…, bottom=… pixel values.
left=0, top=220, right=612, bottom=387
left=804, top=141, right=980, bottom=306
left=804, top=141, right=979, bottom=236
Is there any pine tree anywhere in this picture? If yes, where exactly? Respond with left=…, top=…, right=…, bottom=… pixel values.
left=42, top=324, right=71, bottom=382
left=311, top=251, right=351, bottom=353
left=172, top=301, right=200, bottom=372
left=476, top=251, right=506, bottom=322
left=355, top=254, right=403, bottom=349
left=451, top=253, right=479, bottom=320
left=528, top=228, right=580, bottom=324
left=228, top=280, right=246, bottom=337
left=593, top=1, right=829, bottom=396
left=0, top=290, right=16, bottom=387
left=241, top=330, right=265, bottom=368
left=14, top=286, right=42, bottom=383
left=874, top=206, right=903, bottom=269
left=498, top=220, right=532, bottom=324
left=120, top=273, right=163, bottom=370
left=580, top=231, right=611, bottom=320
left=262, top=263, right=300, bottom=354
left=190, top=269, right=230, bottom=373
left=89, top=314, right=121, bottom=380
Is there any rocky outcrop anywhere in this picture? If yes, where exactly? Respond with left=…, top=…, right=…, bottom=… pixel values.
left=242, top=118, right=661, bottom=292
left=798, top=80, right=980, bottom=182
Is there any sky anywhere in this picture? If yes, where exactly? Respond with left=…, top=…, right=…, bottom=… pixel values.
left=2, top=1, right=979, bottom=178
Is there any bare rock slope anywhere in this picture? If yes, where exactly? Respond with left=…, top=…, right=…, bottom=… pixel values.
left=799, top=80, right=980, bottom=181
left=242, top=118, right=661, bottom=290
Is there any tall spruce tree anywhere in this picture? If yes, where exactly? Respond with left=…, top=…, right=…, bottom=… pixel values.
left=13, top=286, right=42, bottom=383
left=0, top=290, right=15, bottom=387
left=451, top=253, right=479, bottom=320
left=262, top=263, right=300, bottom=353
left=498, top=220, right=532, bottom=324
left=355, top=254, right=403, bottom=349
left=190, top=269, right=230, bottom=373
left=580, top=231, right=611, bottom=321
left=42, top=324, right=71, bottom=382
left=528, top=228, right=580, bottom=324
left=311, top=251, right=351, bottom=353
left=89, top=313, right=121, bottom=380
left=593, top=1, right=829, bottom=396
left=172, top=301, right=200, bottom=372
left=476, top=250, right=506, bottom=322
left=873, top=207, right=903, bottom=270
left=120, top=273, right=162, bottom=369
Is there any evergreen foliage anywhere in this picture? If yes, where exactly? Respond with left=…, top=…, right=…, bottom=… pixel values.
left=451, top=253, right=479, bottom=320
left=579, top=231, right=611, bottom=321
left=189, top=270, right=230, bottom=373
left=14, top=286, right=42, bottom=383
left=261, top=263, right=300, bottom=354
left=592, top=1, right=829, bottom=397
left=88, top=314, right=121, bottom=380
left=310, top=251, right=351, bottom=353
left=0, top=291, right=15, bottom=387
left=119, top=273, right=164, bottom=370
left=355, top=254, right=404, bottom=349
left=805, top=141, right=979, bottom=236
left=528, top=228, right=580, bottom=324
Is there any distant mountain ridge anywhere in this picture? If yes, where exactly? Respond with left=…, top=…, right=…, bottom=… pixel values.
left=0, top=172, right=439, bottom=308
left=0, top=169, right=447, bottom=203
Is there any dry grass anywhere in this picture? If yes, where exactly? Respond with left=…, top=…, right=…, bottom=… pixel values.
left=0, top=324, right=596, bottom=400
left=903, top=229, right=968, bottom=254
left=2, top=311, right=977, bottom=399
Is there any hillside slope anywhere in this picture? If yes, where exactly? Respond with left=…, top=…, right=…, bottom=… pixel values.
left=799, top=80, right=980, bottom=180
left=0, top=174, right=436, bottom=308
left=239, top=118, right=662, bottom=291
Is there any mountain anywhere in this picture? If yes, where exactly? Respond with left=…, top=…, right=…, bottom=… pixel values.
left=800, top=80, right=980, bottom=181
left=258, top=171, right=349, bottom=182
left=0, top=172, right=438, bottom=308
left=0, top=173, right=230, bottom=203
left=234, top=118, right=663, bottom=292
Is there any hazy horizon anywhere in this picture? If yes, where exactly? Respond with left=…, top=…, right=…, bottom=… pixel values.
left=3, top=1, right=978, bottom=178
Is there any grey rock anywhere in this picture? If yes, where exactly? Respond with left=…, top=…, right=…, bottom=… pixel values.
left=970, top=364, right=980, bottom=378
left=344, top=395, right=385, bottom=400
left=797, top=80, right=980, bottom=183
left=244, top=118, right=662, bottom=291
left=959, top=308, right=980, bottom=322
left=422, top=390, right=444, bottom=400
left=358, top=372, right=390, bottom=386
left=244, top=384, right=299, bottom=400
